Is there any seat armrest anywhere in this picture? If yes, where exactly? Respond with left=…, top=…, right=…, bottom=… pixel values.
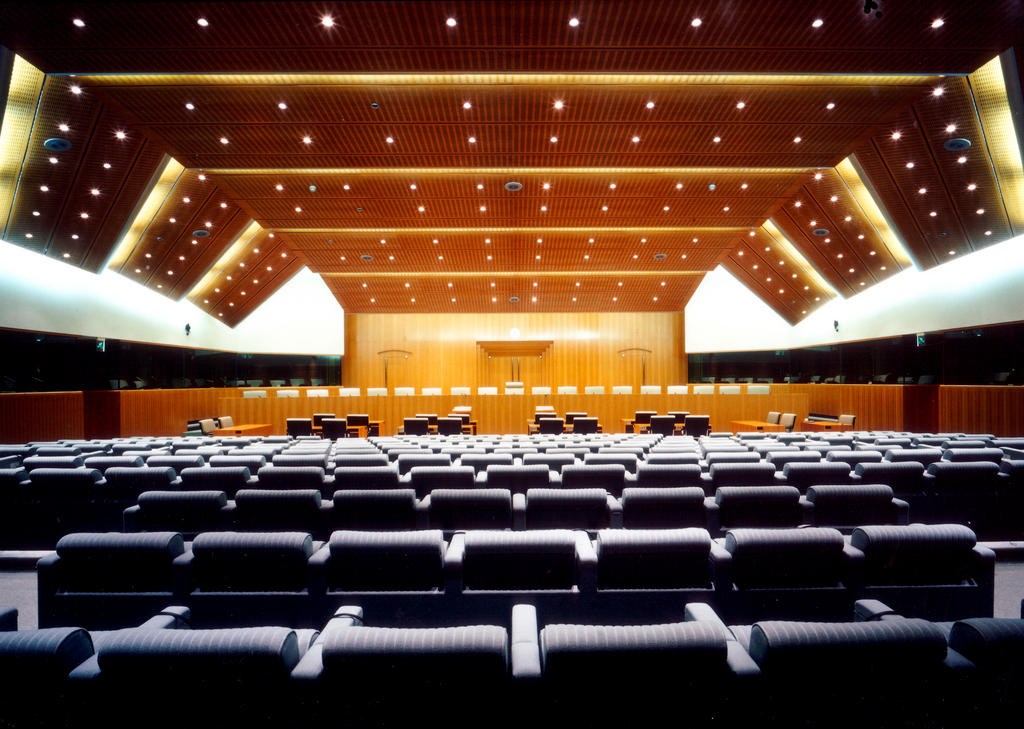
left=444, top=533, right=466, bottom=592
left=475, top=472, right=488, bottom=485
left=892, top=498, right=910, bottom=524
left=710, top=539, right=732, bottom=593
left=512, top=493, right=526, bottom=530
left=414, top=497, right=430, bottom=529
left=575, top=531, right=598, bottom=592
left=308, top=545, right=330, bottom=595
left=548, top=471, right=562, bottom=486
left=138, top=605, right=192, bottom=630
left=291, top=644, right=325, bottom=681
left=122, top=504, right=140, bottom=532
left=726, top=641, right=761, bottom=678
left=684, top=602, right=732, bottom=638
left=511, top=604, right=542, bottom=679
left=853, top=599, right=897, bottom=622
left=172, top=549, right=194, bottom=598
left=704, top=498, right=721, bottom=535
left=798, top=496, right=814, bottom=524
left=607, top=495, right=622, bottom=529
left=842, top=542, right=865, bottom=588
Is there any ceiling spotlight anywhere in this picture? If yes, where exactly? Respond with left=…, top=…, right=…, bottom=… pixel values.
left=631, top=136, right=640, bottom=143
left=197, top=173, right=205, bottom=180
left=568, top=17, right=580, bottom=26
left=70, top=85, right=82, bottom=95
left=736, top=101, right=746, bottom=110
left=321, top=15, right=335, bottom=28
left=957, top=156, right=967, bottom=164
left=446, top=17, right=457, bottom=27
left=219, top=137, right=228, bottom=144
left=58, top=123, right=69, bottom=132
left=302, top=136, right=312, bottom=144
left=931, top=18, right=944, bottom=28
left=891, top=131, right=902, bottom=141
left=932, top=87, right=944, bottom=96
left=278, top=102, right=287, bottom=110
left=826, top=102, right=836, bottom=110
left=385, top=136, right=394, bottom=144
left=553, top=100, right=564, bottom=110
left=811, top=18, right=824, bottom=28
left=40, top=186, right=48, bottom=192
left=905, top=162, right=914, bottom=169
left=468, top=136, right=476, bottom=143
left=712, top=136, right=721, bottom=143
left=814, top=173, right=823, bottom=180
left=945, top=124, right=956, bottom=133
left=115, top=130, right=126, bottom=140
left=90, top=188, right=100, bottom=196
left=103, top=163, right=111, bottom=169
left=645, top=101, right=655, bottom=109
left=691, top=18, right=702, bottom=27
left=196, top=17, right=209, bottom=27
left=793, top=136, right=802, bottom=143
left=549, top=136, right=558, bottom=143
left=72, top=18, right=85, bottom=27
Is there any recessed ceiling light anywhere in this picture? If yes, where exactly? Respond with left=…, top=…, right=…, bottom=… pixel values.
left=631, top=136, right=640, bottom=143
left=712, top=136, right=721, bottom=143
left=89, top=188, right=100, bottom=196
left=568, top=17, right=580, bottom=27
left=919, top=188, right=927, bottom=195
left=584, top=255, right=590, bottom=259
left=550, top=136, right=558, bottom=143
left=343, top=184, right=350, bottom=190
left=663, top=206, right=670, bottom=211
left=723, top=206, right=729, bottom=211
left=219, top=137, right=228, bottom=144
left=735, top=101, right=746, bottom=110
left=692, top=237, right=698, bottom=243
left=321, top=15, right=334, bottom=28
left=948, top=250, right=956, bottom=255
left=70, top=85, right=81, bottom=95
left=531, top=297, right=537, bottom=303
left=72, top=18, right=85, bottom=27
left=794, top=201, right=802, bottom=207
left=294, top=207, right=302, bottom=212
left=446, top=17, right=457, bottom=27
left=40, top=186, right=48, bottom=192
left=115, top=130, right=126, bottom=140
left=103, top=162, right=111, bottom=169
left=967, top=183, right=977, bottom=190
left=609, top=183, right=617, bottom=189
left=275, top=184, right=283, bottom=191
left=601, top=205, right=608, bottom=211
left=542, top=182, right=551, bottom=190
left=463, top=101, right=472, bottom=109
left=814, top=173, right=823, bottom=180
left=32, top=210, right=39, bottom=216
left=553, top=100, right=564, bottom=110
left=931, top=18, right=944, bottom=28
left=811, top=18, right=824, bottom=28
left=477, top=183, right=484, bottom=190
left=793, top=136, right=802, bottom=143
left=197, top=173, right=205, bottom=180
left=302, top=136, right=312, bottom=144
left=985, top=230, right=992, bottom=236
left=826, top=102, right=836, bottom=110
left=385, top=137, right=394, bottom=144
left=905, top=162, right=914, bottom=169
left=80, top=212, right=88, bottom=219
left=479, top=206, right=486, bottom=212
left=196, top=17, right=209, bottom=27
left=932, top=87, right=944, bottom=96
left=691, top=18, right=702, bottom=27
left=957, top=156, right=967, bottom=164
left=830, top=195, right=838, bottom=202
left=844, top=216, right=852, bottom=222
left=675, top=183, right=683, bottom=189
left=681, top=254, right=687, bottom=259
left=891, top=131, right=902, bottom=141
left=741, top=183, right=748, bottom=189
left=646, top=101, right=655, bottom=109
left=945, top=124, right=956, bottom=133
left=58, top=123, right=69, bottom=132
left=977, top=208, right=985, bottom=214
left=468, top=136, right=476, bottom=143
left=25, top=233, right=32, bottom=239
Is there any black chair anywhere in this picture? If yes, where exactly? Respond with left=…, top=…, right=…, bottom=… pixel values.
left=649, top=415, right=677, bottom=436
left=312, top=413, right=335, bottom=430
left=572, top=417, right=599, bottom=435
left=321, top=419, right=349, bottom=440
left=286, top=419, right=314, bottom=438
left=683, top=415, right=710, bottom=437
left=402, top=418, right=430, bottom=436
left=436, top=417, right=464, bottom=436
left=538, top=418, right=565, bottom=435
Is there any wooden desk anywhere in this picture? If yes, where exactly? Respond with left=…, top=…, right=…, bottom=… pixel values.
left=620, top=418, right=652, bottom=434
left=213, top=423, right=272, bottom=436
left=348, top=420, right=384, bottom=438
left=802, top=420, right=853, bottom=432
left=730, top=419, right=785, bottom=433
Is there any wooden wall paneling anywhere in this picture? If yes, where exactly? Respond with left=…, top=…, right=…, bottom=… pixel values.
left=342, top=312, right=686, bottom=392
left=901, top=385, right=939, bottom=434
left=792, top=384, right=905, bottom=432
left=116, top=387, right=242, bottom=436
left=83, top=390, right=122, bottom=439
left=937, top=386, right=1024, bottom=436
left=0, top=392, right=84, bottom=442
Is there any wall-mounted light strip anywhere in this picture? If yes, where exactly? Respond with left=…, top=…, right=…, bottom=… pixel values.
left=0, top=54, right=45, bottom=240
left=76, top=72, right=941, bottom=88
left=969, top=54, right=1024, bottom=235
left=105, top=156, right=185, bottom=270
left=762, top=219, right=840, bottom=298
left=186, top=219, right=263, bottom=300
left=205, top=166, right=814, bottom=176
left=835, top=156, right=914, bottom=268
left=276, top=226, right=748, bottom=234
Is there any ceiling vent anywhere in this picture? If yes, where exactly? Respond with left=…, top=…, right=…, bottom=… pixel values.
left=508, top=295, right=520, bottom=303
left=504, top=181, right=523, bottom=191
left=192, top=229, right=210, bottom=238
left=360, top=254, right=373, bottom=261
left=812, top=228, right=830, bottom=236
left=43, top=138, right=72, bottom=152
left=944, top=138, right=971, bottom=151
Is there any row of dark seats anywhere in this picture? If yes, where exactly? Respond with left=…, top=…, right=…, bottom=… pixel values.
left=38, top=524, right=994, bottom=631
left=4, top=599, right=1022, bottom=727
left=121, top=483, right=910, bottom=538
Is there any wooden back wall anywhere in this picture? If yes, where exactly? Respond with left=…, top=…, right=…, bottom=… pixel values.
left=342, top=312, right=686, bottom=392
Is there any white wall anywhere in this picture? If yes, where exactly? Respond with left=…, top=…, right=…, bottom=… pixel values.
left=686, top=233, right=1024, bottom=352
left=0, top=239, right=344, bottom=354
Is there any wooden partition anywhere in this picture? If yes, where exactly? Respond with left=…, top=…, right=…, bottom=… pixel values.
left=0, top=392, right=84, bottom=442
left=3, top=383, right=1023, bottom=441
left=343, top=312, right=686, bottom=392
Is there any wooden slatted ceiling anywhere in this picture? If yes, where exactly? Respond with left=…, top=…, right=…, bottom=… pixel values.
left=3, top=74, right=166, bottom=271
left=280, top=229, right=735, bottom=274
left=2, top=2, right=1021, bottom=75
left=852, top=76, right=1018, bottom=269
left=76, top=78, right=931, bottom=173
left=322, top=274, right=703, bottom=314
